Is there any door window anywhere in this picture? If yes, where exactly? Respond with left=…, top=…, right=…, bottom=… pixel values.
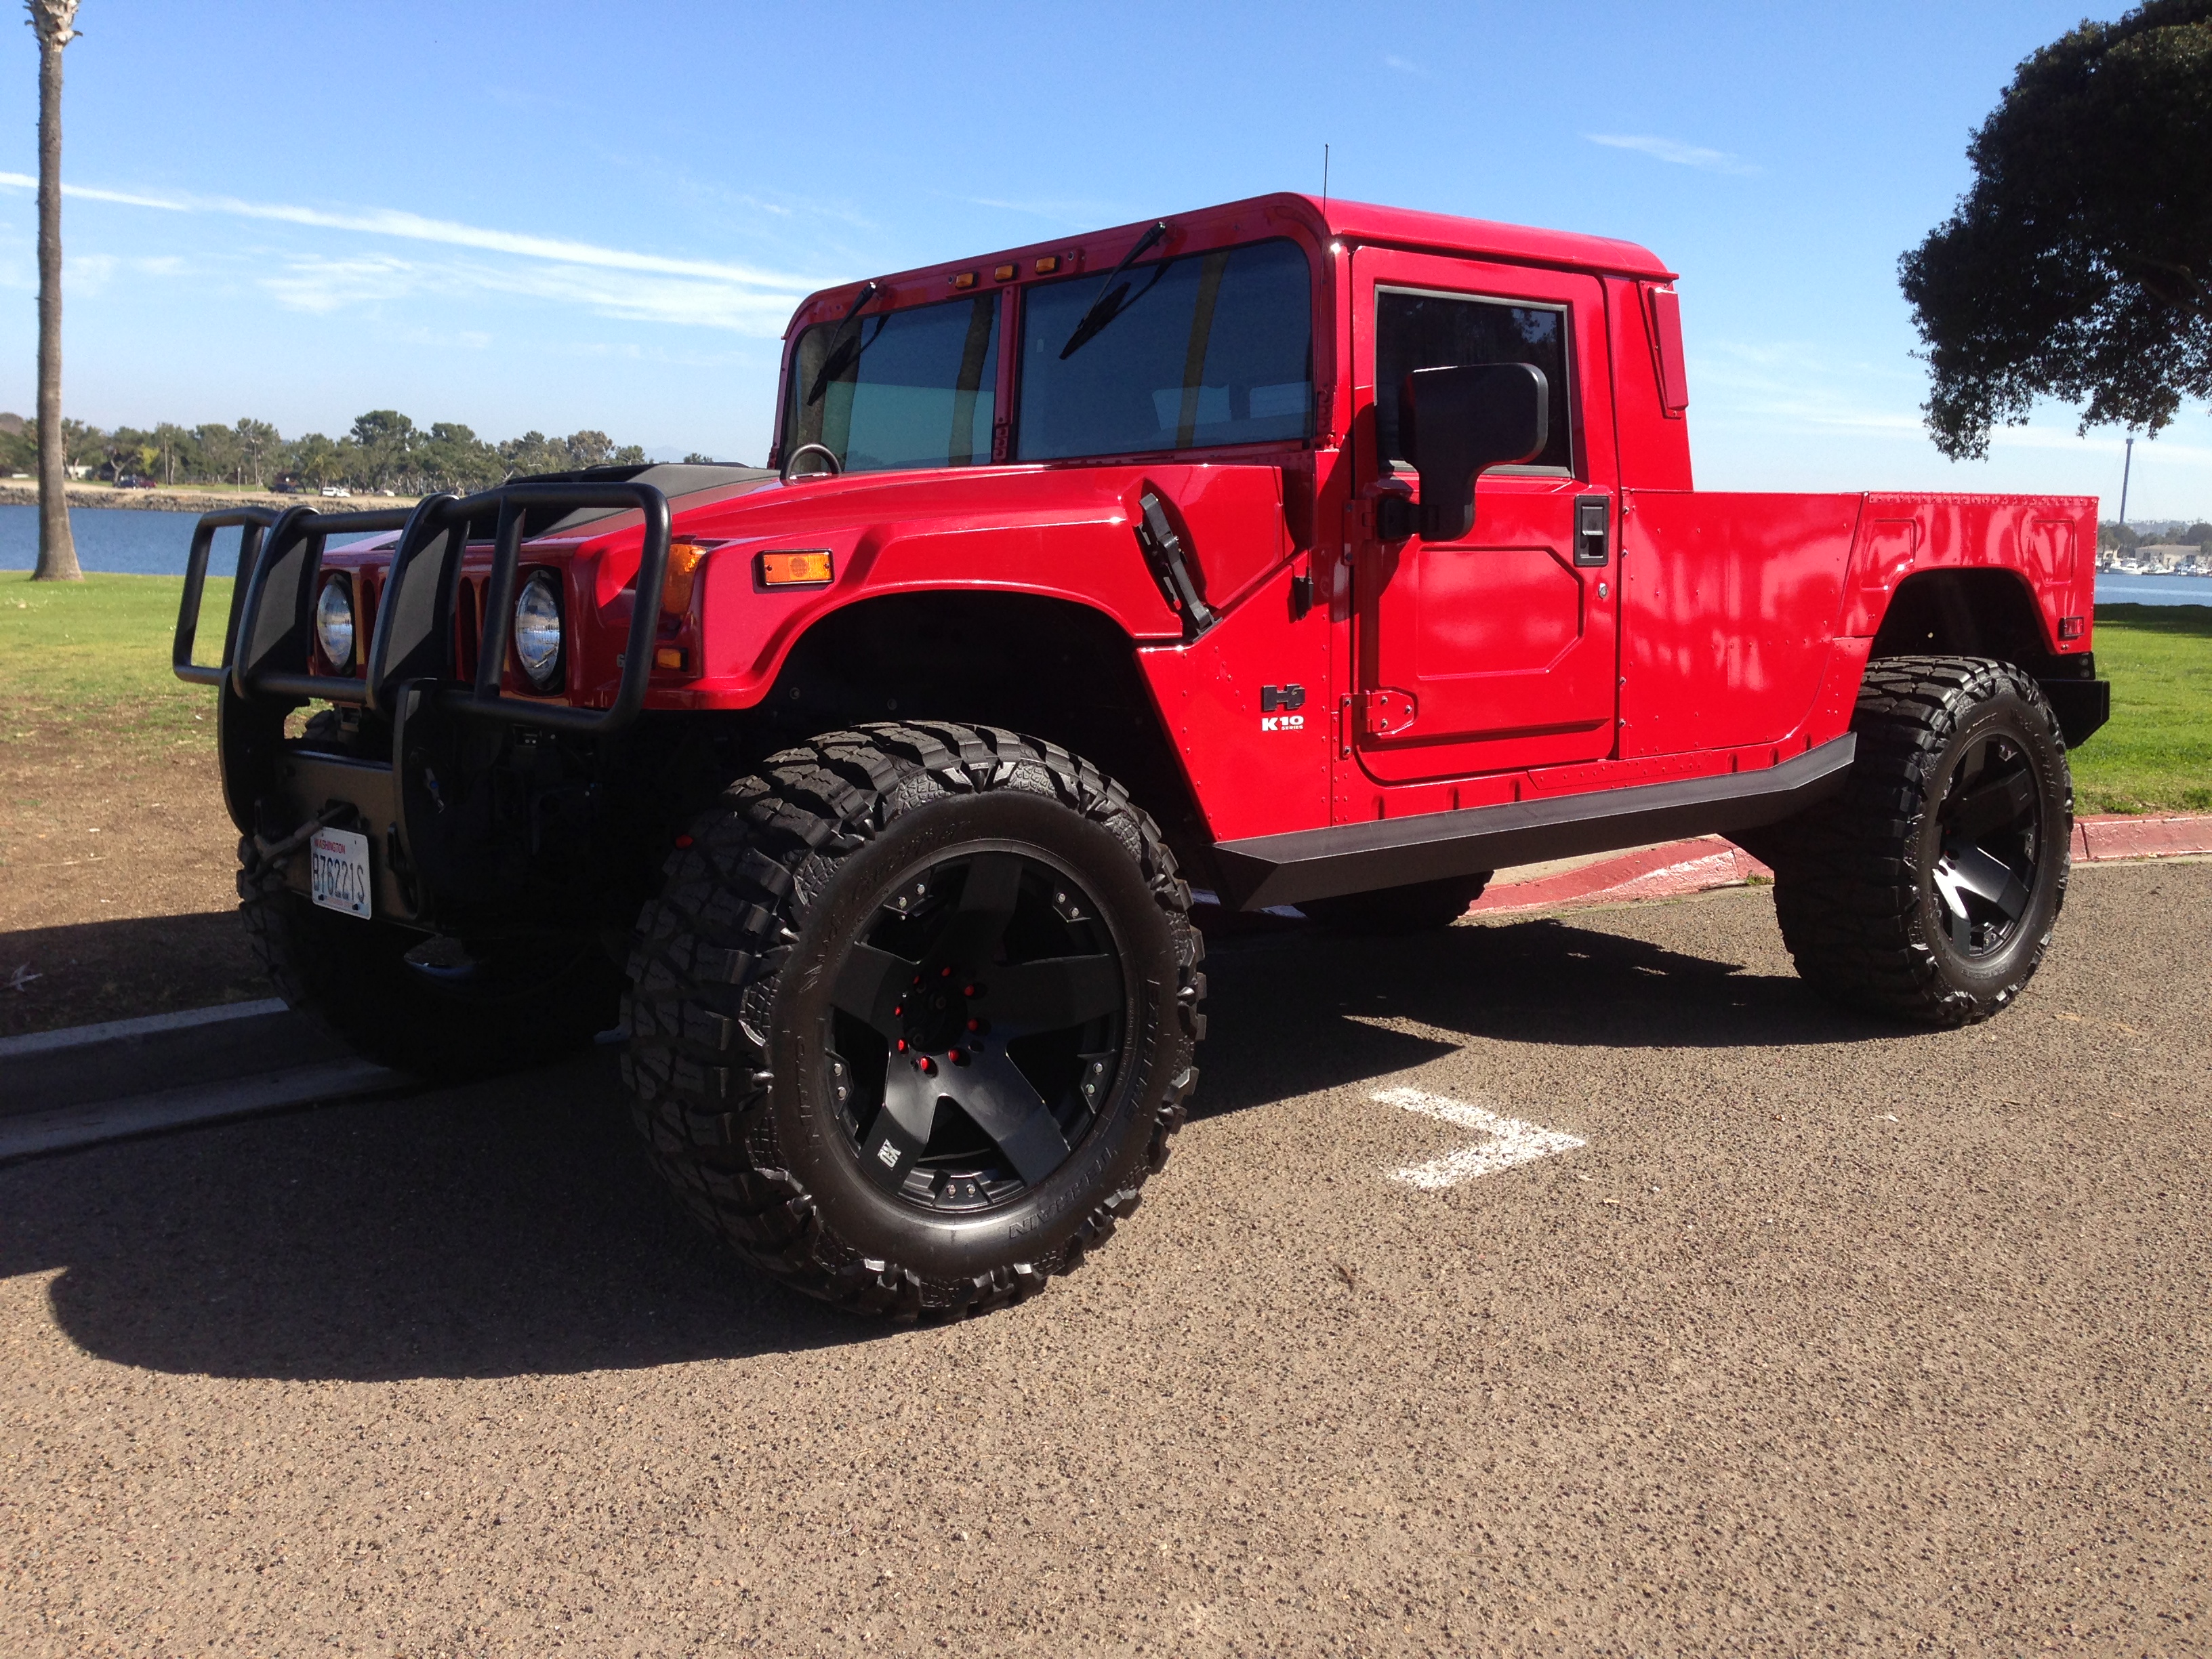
left=1373, top=288, right=1574, bottom=475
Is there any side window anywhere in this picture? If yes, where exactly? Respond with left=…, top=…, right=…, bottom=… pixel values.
left=1017, top=239, right=1312, bottom=462
left=785, top=292, right=999, bottom=474
left=1374, top=288, right=1573, bottom=474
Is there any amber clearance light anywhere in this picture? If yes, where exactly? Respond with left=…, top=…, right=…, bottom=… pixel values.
left=758, top=549, right=834, bottom=588
left=661, top=539, right=720, bottom=614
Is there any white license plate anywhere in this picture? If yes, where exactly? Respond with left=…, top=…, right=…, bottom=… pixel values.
left=309, top=827, right=373, bottom=919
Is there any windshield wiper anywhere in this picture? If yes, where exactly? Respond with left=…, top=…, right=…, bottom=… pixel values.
left=1059, top=221, right=1168, bottom=361
left=804, top=281, right=881, bottom=407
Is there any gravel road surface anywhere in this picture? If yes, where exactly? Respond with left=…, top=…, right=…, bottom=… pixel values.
left=4, top=861, right=2206, bottom=1656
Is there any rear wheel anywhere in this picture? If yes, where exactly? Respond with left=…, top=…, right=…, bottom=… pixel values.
left=1298, top=872, right=1491, bottom=934
left=1771, top=655, right=2071, bottom=1025
left=237, top=844, right=621, bottom=1079
left=621, top=723, right=1205, bottom=1319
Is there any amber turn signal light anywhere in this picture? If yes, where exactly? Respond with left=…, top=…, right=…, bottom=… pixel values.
left=653, top=647, right=687, bottom=672
left=758, top=550, right=834, bottom=588
left=661, top=539, right=715, bottom=614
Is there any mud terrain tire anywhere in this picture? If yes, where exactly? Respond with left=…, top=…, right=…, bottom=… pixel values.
left=1771, top=655, right=2071, bottom=1025
left=238, top=844, right=621, bottom=1079
left=621, top=723, right=1206, bottom=1319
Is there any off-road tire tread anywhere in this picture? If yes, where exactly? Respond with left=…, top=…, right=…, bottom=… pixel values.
left=1769, top=654, right=2070, bottom=1026
left=621, top=722, right=1205, bottom=1320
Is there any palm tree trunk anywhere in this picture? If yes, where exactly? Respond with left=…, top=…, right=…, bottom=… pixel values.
left=30, top=9, right=80, bottom=582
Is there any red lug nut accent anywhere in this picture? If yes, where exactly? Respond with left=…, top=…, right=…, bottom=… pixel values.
left=895, top=1038, right=906, bottom=1052
left=962, top=984, right=977, bottom=997
left=966, top=1017, right=979, bottom=1031
left=918, top=1055, right=935, bottom=1074
left=674, top=834, right=694, bottom=848
left=948, top=1048, right=965, bottom=1064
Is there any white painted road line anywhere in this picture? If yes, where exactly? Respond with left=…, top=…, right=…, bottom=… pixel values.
left=1373, top=1087, right=1586, bottom=1189
left=0, top=998, right=288, bottom=1060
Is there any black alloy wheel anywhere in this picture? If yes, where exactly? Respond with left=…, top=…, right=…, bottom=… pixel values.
left=621, top=723, right=1205, bottom=1319
left=1769, top=655, right=2072, bottom=1025
left=825, top=848, right=1125, bottom=1212
left=1929, top=731, right=2043, bottom=958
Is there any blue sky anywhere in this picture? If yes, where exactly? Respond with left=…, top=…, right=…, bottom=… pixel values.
left=0, top=0, right=2204, bottom=520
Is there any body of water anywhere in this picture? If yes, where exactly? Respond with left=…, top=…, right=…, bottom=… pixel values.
left=0, top=502, right=388, bottom=577
left=2095, top=573, right=2212, bottom=607
left=4, top=501, right=2209, bottom=607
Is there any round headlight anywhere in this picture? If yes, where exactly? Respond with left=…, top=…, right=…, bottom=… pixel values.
left=314, top=575, right=355, bottom=672
left=513, top=570, right=564, bottom=689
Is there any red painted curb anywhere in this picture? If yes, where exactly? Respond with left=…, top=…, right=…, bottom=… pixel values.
left=1471, top=813, right=2211, bottom=919
left=1471, top=838, right=1770, bottom=916
left=2074, top=814, right=2212, bottom=861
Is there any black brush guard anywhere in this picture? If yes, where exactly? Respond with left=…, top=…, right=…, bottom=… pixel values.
left=171, top=484, right=672, bottom=927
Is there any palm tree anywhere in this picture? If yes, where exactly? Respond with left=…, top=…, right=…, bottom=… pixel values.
left=27, top=0, right=81, bottom=582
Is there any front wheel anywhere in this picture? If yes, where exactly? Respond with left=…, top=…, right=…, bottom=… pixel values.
left=621, top=724, right=1206, bottom=1319
left=1771, top=655, right=2072, bottom=1025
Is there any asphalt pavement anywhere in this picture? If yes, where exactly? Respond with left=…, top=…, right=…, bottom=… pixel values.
left=3, top=861, right=2206, bottom=1657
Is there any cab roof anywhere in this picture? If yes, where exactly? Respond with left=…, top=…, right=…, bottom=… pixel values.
left=784, top=192, right=1675, bottom=335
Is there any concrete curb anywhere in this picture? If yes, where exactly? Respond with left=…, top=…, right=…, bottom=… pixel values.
left=0, top=1059, right=410, bottom=1163
left=1471, top=813, right=2211, bottom=918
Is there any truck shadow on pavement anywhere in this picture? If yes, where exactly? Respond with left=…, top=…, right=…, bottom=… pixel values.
left=2, top=899, right=1892, bottom=1383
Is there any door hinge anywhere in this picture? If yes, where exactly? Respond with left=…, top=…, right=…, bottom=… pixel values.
left=1357, top=687, right=1418, bottom=738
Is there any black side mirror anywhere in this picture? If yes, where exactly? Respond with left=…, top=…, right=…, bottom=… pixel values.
left=1399, top=363, right=1549, bottom=541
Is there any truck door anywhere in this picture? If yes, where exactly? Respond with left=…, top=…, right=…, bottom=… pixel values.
left=1349, top=249, right=1620, bottom=783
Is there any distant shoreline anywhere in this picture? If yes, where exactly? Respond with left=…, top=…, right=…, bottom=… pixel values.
left=0, top=481, right=422, bottom=514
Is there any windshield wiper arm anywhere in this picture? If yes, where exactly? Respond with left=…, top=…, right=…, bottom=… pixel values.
left=1059, top=221, right=1168, bottom=361
left=804, top=281, right=881, bottom=407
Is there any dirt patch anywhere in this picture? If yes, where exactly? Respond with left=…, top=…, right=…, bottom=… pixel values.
left=0, top=708, right=262, bottom=1037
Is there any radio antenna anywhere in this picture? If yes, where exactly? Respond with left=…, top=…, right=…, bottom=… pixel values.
left=1322, top=143, right=1330, bottom=216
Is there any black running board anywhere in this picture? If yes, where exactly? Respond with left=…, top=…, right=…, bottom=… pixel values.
left=1210, top=735, right=1858, bottom=912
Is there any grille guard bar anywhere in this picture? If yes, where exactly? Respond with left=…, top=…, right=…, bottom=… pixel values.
left=171, top=483, right=672, bottom=738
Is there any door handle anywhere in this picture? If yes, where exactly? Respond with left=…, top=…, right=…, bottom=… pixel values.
left=1574, top=495, right=1610, bottom=567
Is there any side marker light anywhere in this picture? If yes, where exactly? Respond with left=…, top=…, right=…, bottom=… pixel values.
left=2057, top=615, right=2085, bottom=640
left=653, top=647, right=687, bottom=672
left=758, top=550, right=834, bottom=587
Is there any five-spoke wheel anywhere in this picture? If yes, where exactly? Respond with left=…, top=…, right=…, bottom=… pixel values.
left=827, top=850, right=1126, bottom=1210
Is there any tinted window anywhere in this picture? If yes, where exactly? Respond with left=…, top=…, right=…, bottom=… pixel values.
left=785, top=293, right=998, bottom=473
left=1018, top=239, right=1312, bottom=461
left=1374, top=289, right=1573, bottom=472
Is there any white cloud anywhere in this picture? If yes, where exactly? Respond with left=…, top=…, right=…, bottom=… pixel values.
left=1382, top=54, right=1429, bottom=78
left=1585, top=134, right=1759, bottom=177
left=255, top=250, right=797, bottom=335
left=0, top=171, right=824, bottom=334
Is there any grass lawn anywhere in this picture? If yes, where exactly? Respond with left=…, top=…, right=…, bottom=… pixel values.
left=2072, top=605, right=2212, bottom=815
left=3, top=573, right=2208, bottom=811
left=1, top=570, right=232, bottom=755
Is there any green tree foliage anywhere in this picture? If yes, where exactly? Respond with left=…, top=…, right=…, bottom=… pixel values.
left=1, top=409, right=695, bottom=493
left=2100, top=520, right=2143, bottom=552
left=2182, top=521, right=2212, bottom=546
left=1900, top=1, right=2212, bottom=459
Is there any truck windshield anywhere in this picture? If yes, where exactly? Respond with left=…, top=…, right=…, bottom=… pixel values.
left=785, top=291, right=999, bottom=473
left=1017, top=238, right=1312, bottom=461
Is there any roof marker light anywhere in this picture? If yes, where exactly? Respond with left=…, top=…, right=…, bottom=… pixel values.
left=994, top=263, right=1017, bottom=282
left=951, top=270, right=977, bottom=289
left=1035, top=255, right=1061, bottom=274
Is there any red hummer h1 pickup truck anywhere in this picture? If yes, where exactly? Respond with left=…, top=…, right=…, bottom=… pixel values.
left=176, top=193, right=2106, bottom=1317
